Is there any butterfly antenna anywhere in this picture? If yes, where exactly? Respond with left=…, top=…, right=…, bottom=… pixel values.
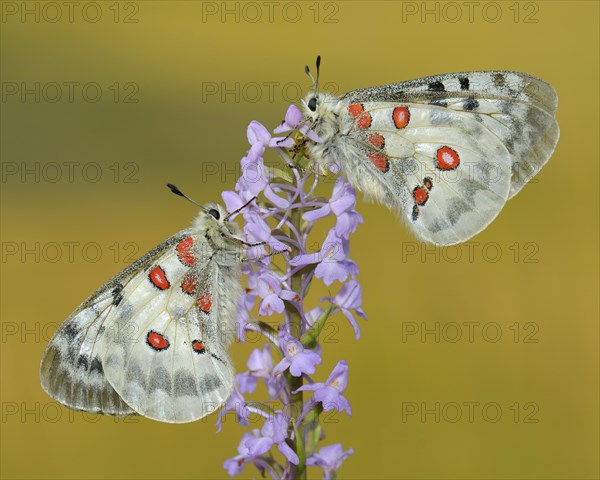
left=166, top=183, right=202, bottom=208
left=305, top=64, right=316, bottom=93
left=314, top=55, right=321, bottom=95
left=225, top=196, right=257, bottom=221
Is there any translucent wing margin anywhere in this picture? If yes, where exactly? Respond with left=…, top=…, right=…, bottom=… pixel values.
left=40, top=230, right=191, bottom=416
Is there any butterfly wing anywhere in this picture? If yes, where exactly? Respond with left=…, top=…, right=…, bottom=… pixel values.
left=100, top=234, right=241, bottom=423
left=40, top=231, right=191, bottom=416
left=335, top=100, right=511, bottom=245
left=343, top=71, right=559, bottom=198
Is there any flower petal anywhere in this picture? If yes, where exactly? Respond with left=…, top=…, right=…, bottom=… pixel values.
left=289, top=348, right=321, bottom=376
left=272, top=357, right=291, bottom=377
left=285, top=104, right=303, bottom=127
left=293, top=382, right=323, bottom=393
left=247, top=120, right=271, bottom=145
left=278, top=442, right=300, bottom=465
left=302, top=204, right=332, bottom=222
left=290, top=252, right=320, bottom=267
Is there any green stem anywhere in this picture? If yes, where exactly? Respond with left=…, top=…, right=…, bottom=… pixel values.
left=302, top=403, right=323, bottom=458
left=285, top=201, right=306, bottom=479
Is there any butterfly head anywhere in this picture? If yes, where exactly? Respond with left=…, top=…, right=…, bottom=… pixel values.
left=300, top=55, right=338, bottom=130
left=300, top=90, right=341, bottom=142
left=194, top=203, right=244, bottom=249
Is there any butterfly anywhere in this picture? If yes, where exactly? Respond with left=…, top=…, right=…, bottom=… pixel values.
left=40, top=186, right=261, bottom=423
left=299, top=57, right=559, bottom=245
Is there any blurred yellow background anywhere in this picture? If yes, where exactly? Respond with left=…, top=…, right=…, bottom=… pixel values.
left=1, top=1, right=598, bottom=478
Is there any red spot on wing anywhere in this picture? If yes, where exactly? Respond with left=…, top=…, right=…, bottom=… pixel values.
left=181, top=274, right=198, bottom=295
left=413, top=186, right=429, bottom=206
left=392, top=106, right=410, bottom=129
left=368, top=133, right=385, bottom=149
left=176, top=237, right=194, bottom=251
left=192, top=340, right=206, bottom=354
left=149, top=266, right=170, bottom=290
left=177, top=250, right=197, bottom=266
left=147, top=331, right=170, bottom=351
left=176, top=237, right=197, bottom=266
left=198, top=293, right=212, bottom=314
left=348, top=103, right=372, bottom=129
left=436, top=146, right=460, bottom=170
left=367, top=152, right=389, bottom=173
left=347, top=103, right=364, bottom=117
left=357, top=113, right=372, bottom=129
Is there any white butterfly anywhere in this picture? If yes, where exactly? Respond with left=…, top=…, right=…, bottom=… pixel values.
left=299, top=57, right=559, bottom=245
left=40, top=189, right=257, bottom=423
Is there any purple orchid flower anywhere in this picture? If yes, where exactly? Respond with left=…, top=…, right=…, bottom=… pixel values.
left=304, top=306, right=325, bottom=328
left=274, top=104, right=322, bottom=143
left=260, top=412, right=299, bottom=465
left=323, top=278, right=367, bottom=339
left=272, top=326, right=321, bottom=377
left=223, top=412, right=300, bottom=478
left=296, top=360, right=351, bottom=415
left=223, top=429, right=272, bottom=477
left=306, top=443, right=354, bottom=480
left=290, top=228, right=359, bottom=286
left=222, top=188, right=258, bottom=218
left=247, top=120, right=294, bottom=160
left=243, top=210, right=288, bottom=254
left=303, top=177, right=364, bottom=239
left=241, top=121, right=294, bottom=195
left=217, top=387, right=250, bottom=432
left=236, top=344, right=278, bottom=397
left=255, top=270, right=298, bottom=316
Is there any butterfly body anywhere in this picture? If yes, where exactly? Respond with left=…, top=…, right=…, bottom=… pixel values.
left=41, top=204, right=245, bottom=423
left=301, top=70, right=559, bottom=245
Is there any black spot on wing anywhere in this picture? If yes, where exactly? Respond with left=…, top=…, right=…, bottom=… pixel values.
left=428, top=81, right=445, bottom=92
left=77, top=355, right=89, bottom=370
left=210, top=353, right=226, bottom=364
left=90, top=357, right=104, bottom=374
left=459, top=77, right=470, bottom=90
left=463, top=98, right=479, bottom=111
left=493, top=73, right=506, bottom=87
left=111, top=284, right=124, bottom=306
left=61, top=323, right=79, bottom=341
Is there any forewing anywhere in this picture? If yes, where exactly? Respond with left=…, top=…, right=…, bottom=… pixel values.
left=101, top=236, right=238, bottom=423
left=40, top=230, right=191, bottom=416
left=342, top=101, right=511, bottom=245
left=344, top=71, right=559, bottom=197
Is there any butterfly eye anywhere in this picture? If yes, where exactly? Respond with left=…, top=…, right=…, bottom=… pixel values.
left=308, top=97, right=317, bottom=112
left=208, top=208, right=220, bottom=220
